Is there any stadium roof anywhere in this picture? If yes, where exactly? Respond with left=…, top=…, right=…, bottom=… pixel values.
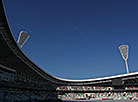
left=54, top=71, right=138, bottom=82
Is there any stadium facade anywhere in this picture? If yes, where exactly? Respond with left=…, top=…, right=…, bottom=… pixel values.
left=1, top=0, right=138, bottom=101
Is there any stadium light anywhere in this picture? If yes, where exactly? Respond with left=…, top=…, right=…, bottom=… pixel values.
left=119, top=45, right=129, bottom=74
left=17, top=31, right=29, bottom=48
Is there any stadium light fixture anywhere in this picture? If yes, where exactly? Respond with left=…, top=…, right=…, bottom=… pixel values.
left=119, top=45, right=129, bottom=74
left=17, top=31, right=29, bottom=48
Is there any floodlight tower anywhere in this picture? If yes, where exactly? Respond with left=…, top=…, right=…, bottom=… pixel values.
left=119, top=45, right=129, bottom=74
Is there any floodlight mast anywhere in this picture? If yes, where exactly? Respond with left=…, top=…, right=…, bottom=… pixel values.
left=125, top=59, right=129, bottom=74
left=119, top=45, right=129, bottom=74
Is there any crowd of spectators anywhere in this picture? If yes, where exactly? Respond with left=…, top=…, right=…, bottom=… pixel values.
left=58, top=92, right=138, bottom=100
left=2, top=91, right=58, bottom=102
left=57, top=86, right=138, bottom=91
left=0, top=78, right=59, bottom=102
left=57, top=86, right=138, bottom=100
left=56, top=86, right=114, bottom=91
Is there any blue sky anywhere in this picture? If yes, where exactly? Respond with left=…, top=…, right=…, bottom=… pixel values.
left=3, top=0, right=138, bottom=80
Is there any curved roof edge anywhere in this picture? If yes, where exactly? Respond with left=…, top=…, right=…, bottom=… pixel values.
left=53, top=72, right=138, bottom=82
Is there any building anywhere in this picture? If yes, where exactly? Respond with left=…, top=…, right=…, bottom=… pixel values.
left=0, top=0, right=138, bottom=101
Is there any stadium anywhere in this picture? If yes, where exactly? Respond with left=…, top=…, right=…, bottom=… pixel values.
left=1, top=0, right=138, bottom=101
